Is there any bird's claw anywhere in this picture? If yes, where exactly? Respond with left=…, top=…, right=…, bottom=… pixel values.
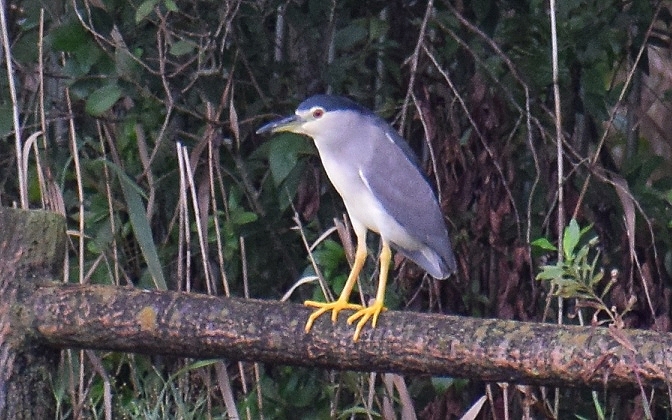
left=347, top=301, right=387, bottom=341
left=304, top=299, right=364, bottom=333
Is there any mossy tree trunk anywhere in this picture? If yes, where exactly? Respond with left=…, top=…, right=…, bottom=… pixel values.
left=0, top=208, right=65, bottom=420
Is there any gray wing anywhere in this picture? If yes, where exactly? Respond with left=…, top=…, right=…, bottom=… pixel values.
left=361, top=122, right=456, bottom=278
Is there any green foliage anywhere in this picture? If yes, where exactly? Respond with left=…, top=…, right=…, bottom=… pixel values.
left=85, top=84, right=122, bottom=116
left=240, top=367, right=332, bottom=419
left=534, top=219, right=634, bottom=326
left=535, top=219, right=601, bottom=298
left=266, top=133, right=315, bottom=210
left=105, top=161, right=167, bottom=290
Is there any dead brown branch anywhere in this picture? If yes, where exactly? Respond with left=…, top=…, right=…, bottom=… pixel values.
left=29, top=282, right=672, bottom=391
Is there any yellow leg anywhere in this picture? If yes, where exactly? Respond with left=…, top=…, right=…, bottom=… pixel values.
left=304, top=233, right=367, bottom=333
left=347, top=241, right=390, bottom=341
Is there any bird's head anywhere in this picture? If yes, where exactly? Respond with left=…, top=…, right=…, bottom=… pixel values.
left=256, top=94, right=375, bottom=140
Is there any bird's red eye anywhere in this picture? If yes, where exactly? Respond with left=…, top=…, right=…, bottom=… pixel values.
left=312, top=108, right=324, bottom=119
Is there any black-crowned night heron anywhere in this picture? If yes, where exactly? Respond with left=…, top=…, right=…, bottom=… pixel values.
left=257, top=94, right=456, bottom=341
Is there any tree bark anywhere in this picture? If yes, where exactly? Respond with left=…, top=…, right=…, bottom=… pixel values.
left=3, top=207, right=672, bottom=402
left=28, top=283, right=672, bottom=390
left=0, top=208, right=64, bottom=420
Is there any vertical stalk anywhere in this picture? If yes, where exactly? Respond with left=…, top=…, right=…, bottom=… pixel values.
left=549, top=0, right=563, bottom=416
left=0, top=0, right=28, bottom=208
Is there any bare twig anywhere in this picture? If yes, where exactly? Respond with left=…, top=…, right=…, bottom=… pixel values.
left=422, top=45, right=522, bottom=237
left=399, top=0, right=434, bottom=132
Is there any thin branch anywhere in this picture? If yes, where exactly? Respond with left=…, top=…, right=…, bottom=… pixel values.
left=550, top=0, right=564, bottom=259
left=399, top=0, right=433, bottom=132
left=549, top=3, right=564, bottom=415
left=422, top=45, right=522, bottom=237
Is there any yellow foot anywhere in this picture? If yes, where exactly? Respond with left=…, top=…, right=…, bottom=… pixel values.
left=347, top=301, right=387, bottom=341
left=304, top=299, right=364, bottom=333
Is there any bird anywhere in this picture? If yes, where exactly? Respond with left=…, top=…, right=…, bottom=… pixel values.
left=257, top=94, right=456, bottom=341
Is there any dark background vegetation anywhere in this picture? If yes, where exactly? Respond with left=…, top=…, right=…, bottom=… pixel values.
left=2, top=0, right=671, bottom=418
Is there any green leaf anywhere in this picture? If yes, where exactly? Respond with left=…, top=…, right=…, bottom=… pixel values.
left=85, top=84, right=122, bottom=116
left=268, top=133, right=312, bottom=186
left=102, top=160, right=167, bottom=290
left=590, top=270, right=605, bottom=287
left=136, top=0, right=158, bottom=22
left=57, top=39, right=103, bottom=79
left=171, top=359, right=218, bottom=378
left=563, top=218, right=581, bottom=260
left=431, top=377, right=456, bottom=393
left=591, top=390, right=606, bottom=420
left=580, top=223, right=594, bottom=238
left=338, top=406, right=382, bottom=417
left=49, top=21, right=88, bottom=52
left=334, top=22, right=367, bottom=50
left=459, top=127, right=472, bottom=145
left=164, top=0, right=178, bottom=12
left=0, top=104, right=14, bottom=137
left=313, top=239, right=346, bottom=276
left=554, top=279, right=592, bottom=299
left=230, top=210, right=258, bottom=226
left=369, top=17, right=389, bottom=41
left=536, top=265, right=565, bottom=281
left=169, top=40, right=195, bottom=56
left=13, top=29, right=40, bottom=62
left=531, top=237, right=557, bottom=251
left=574, top=244, right=590, bottom=262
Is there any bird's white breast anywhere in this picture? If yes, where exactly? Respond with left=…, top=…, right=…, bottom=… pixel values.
left=315, top=141, right=423, bottom=252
